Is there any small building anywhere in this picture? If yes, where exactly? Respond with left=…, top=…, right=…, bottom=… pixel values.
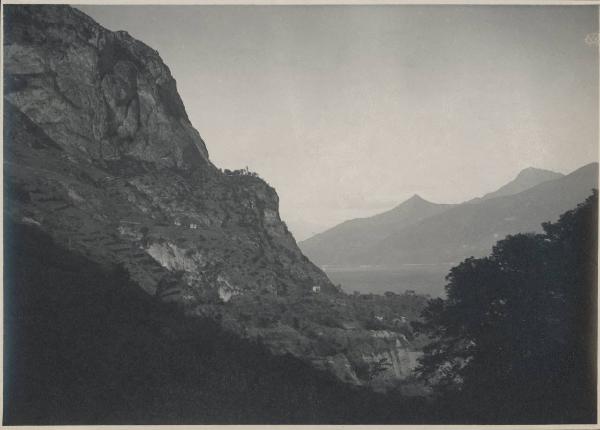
left=375, top=315, right=384, bottom=322
left=312, top=285, right=321, bottom=293
left=190, top=223, right=198, bottom=229
left=174, top=219, right=181, bottom=227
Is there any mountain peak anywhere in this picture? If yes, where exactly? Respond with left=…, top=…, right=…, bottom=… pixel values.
left=515, top=167, right=562, bottom=181
left=385, top=194, right=435, bottom=213
left=404, top=194, right=431, bottom=205
left=478, top=167, right=563, bottom=201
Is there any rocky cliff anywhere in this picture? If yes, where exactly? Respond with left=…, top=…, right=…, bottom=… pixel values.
left=4, top=4, right=423, bottom=389
left=4, top=4, right=333, bottom=300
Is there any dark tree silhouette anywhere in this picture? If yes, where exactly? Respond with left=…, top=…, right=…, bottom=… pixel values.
left=413, top=190, right=598, bottom=423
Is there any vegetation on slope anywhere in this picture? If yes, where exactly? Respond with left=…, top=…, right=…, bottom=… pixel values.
left=4, top=191, right=596, bottom=424
left=4, top=221, right=433, bottom=425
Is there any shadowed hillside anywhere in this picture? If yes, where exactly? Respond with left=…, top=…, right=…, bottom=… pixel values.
left=3, top=221, right=435, bottom=425
left=3, top=4, right=426, bottom=389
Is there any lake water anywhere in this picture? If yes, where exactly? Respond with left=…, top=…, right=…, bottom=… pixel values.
left=323, top=264, right=454, bottom=297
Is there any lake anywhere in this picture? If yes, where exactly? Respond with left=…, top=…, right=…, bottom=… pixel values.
left=323, top=264, right=454, bottom=297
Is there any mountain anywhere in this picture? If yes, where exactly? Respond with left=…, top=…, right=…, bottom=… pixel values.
left=3, top=4, right=426, bottom=412
left=301, top=165, right=594, bottom=270
left=300, top=195, right=454, bottom=266
left=473, top=167, right=564, bottom=202
left=4, top=4, right=333, bottom=299
left=364, top=162, right=598, bottom=266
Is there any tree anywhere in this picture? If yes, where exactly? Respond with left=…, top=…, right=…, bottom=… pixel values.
left=413, top=190, right=597, bottom=423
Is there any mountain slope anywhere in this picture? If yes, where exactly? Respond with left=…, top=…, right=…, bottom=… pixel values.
left=366, top=163, right=598, bottom=265
left=4, top=4, right=332, bottom=302
left=301, top=164, right=595, bottom=270
left=474, top=167, right=564, bottom=202
left=4, top=221, right=433, bottom=425
left=300, top=195, right=455, bottom=266
left=300, top=167, right=565, bottom=267
left=3, top=4, right=424, bottom=398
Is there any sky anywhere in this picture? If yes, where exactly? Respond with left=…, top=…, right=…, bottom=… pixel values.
left=78, top=5, right=599, bottom=241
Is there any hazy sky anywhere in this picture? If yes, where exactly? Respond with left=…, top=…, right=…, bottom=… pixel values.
left=79, top=5, right=598, bottom=240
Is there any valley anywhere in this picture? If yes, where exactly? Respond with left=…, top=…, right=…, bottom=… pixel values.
left=3, top=3, right=597, bottom=425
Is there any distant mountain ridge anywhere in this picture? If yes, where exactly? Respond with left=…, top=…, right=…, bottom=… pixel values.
left=367, top=163, right=597, bottom=266
left=300, top=194, right=455, bottom=266
left=471, top=167, right=564, bottom=202
left=300, top=164, right=597, bottom=268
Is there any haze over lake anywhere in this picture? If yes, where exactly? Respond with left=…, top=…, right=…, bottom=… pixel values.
left=324, top=264, right=453, bottom=297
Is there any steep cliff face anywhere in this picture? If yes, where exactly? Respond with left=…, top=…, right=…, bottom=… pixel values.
left=4, top=5, right=208, bottom=169
left=4, top=4, right=333, bottom=300
left=4, top=4, right=421, bottom=390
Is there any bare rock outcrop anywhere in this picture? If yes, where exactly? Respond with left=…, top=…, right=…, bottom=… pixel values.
left=5, top=5, right=208, bottom=169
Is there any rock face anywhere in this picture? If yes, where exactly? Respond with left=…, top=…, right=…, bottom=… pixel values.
left=4, top=4, right=422, bottom=390
left=5, top=5, right=208, bottom=169
left=4, top=4, right=333, bottom=300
